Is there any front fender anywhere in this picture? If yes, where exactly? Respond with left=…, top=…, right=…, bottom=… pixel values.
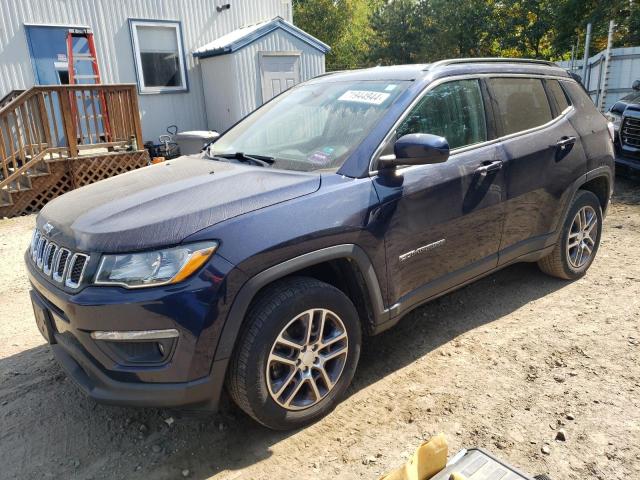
left=213, top=244, right=389, bottom=363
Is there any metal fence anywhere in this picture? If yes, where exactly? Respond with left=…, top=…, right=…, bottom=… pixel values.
left=558, top=46, right=640, bottom=111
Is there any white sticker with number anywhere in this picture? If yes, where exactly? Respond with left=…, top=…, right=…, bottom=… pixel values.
left=338, top=90, right=390, bottom=105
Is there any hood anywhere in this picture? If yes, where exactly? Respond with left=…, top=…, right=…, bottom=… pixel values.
left=38, top=155, right=320, bottom=252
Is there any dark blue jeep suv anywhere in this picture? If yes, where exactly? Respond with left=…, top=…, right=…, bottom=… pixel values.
left=26, top=58, right=615, bottom=430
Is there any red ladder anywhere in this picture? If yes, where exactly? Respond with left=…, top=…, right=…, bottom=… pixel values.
left=66, top=29, right=112, bottom=142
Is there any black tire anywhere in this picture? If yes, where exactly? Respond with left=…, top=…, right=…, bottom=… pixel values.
left=534, top=475, right=553, bottom=480
left=226, top=276, right=362, bottom=430
left=538, top=189, right=603, bottom=280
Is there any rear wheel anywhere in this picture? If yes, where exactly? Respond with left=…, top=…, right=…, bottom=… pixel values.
left=538, top=190, right=603, bottom=280
left=226, top=277, right=361, bottom=430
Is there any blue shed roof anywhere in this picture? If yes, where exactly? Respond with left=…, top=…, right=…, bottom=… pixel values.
left=193, top=16, right=330, bottom=59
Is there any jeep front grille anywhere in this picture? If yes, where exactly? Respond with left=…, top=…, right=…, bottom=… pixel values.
left=621, top=116, right=640, bottom=147
left=29, top=228, right=90, bottom=289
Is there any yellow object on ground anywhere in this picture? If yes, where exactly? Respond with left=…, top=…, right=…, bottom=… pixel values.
left=448, top=473, right=467, bottom=480
left=380, top=434, right=448, bottom=480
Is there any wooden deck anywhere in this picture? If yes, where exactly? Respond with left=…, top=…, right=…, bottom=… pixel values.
left=0, top=84, right=149, bottom=218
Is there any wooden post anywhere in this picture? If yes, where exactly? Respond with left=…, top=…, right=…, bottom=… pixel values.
left=19, top=101, right=35, bottom=159
left=0, top=122, right=8, bottom=179
left=2, top=117, right=16, bottom=173
left=129, top=86, right=144, bottom=150
left=59, top=90, right=78, bottom=157
left=36, top=92, right=53, bottom=148
left=47, top=92, right=61, bottom=145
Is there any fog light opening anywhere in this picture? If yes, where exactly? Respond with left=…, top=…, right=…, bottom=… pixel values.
left=158, top=342, right=165, bottom=356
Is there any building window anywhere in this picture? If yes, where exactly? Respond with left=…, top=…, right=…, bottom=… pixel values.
left=129, top=20, right=188, bottom=94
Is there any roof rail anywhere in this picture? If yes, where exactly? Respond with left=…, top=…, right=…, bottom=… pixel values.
left=427, top=58, right=556, bottom=70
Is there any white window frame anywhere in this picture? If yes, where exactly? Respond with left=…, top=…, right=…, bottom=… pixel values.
left=129, top=19, right=188, bottom=94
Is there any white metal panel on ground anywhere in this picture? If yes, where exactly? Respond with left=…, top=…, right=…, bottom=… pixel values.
left=0, top=0, right=291, bottom=141
left=558, top=46, right=640, bottom=111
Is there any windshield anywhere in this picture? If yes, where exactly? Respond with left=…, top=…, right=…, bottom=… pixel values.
left=208, top=80, right=410, bottom=172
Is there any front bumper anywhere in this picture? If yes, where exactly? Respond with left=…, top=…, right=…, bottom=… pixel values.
left=50, top=336, right=226, bottom=408
left=26, top=251, right=242, bottom=409
left=615, top=151, right=640, bottom=172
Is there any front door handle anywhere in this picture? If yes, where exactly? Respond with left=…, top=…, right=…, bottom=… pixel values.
left=556, top=136, right=577, bottom=149
left=475, top=160, right=503, bottom=176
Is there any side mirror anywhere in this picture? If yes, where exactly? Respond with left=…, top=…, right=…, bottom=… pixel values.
left=378, top=133, right=450, bottom=169
left=633, top=80, right=640, bottom=91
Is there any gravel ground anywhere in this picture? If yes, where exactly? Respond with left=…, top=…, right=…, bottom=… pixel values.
left=0, top=176, right=639, bottom=480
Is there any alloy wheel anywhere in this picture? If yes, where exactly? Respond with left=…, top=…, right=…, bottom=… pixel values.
left=566, top=205, right=598, bottom=269
left=266, top=308, right=349, bottom=411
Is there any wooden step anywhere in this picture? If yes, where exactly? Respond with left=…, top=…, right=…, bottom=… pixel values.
left=26, top=171, right=50, bottom=178
left=0, top=189, right=13, bottom=208
left=7, top=174, right=33, bottom=193
left=27, top=159, right=51, bottom=176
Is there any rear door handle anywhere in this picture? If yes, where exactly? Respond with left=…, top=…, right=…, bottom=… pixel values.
left=556, top=136, right=576, bottom=149
left=475, top=160, right=503, bottom=176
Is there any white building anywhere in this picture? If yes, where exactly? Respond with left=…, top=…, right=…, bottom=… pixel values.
left=0, top=0, right=328, bottom=142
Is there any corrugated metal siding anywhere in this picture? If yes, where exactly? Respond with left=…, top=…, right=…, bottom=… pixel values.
left=200, top=54, right=238, bottom=131
left=0, top=0, right=291, bottom=140
left=558, top=46, right=640, bottom=111
left=232, top=29, right=325, bottom=120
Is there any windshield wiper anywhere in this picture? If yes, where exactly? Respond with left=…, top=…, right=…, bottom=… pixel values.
left=210, top=151, right=275, bottom=167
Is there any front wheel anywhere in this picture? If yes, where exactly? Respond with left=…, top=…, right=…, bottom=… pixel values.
left=538, top=189, right=603, bottom=280
left=226, top=277, right=362, bottom=430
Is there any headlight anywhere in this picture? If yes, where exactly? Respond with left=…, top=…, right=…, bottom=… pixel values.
left=95, top=241, right=218, bottom=288
left=605, top=111, right=622, bottom=132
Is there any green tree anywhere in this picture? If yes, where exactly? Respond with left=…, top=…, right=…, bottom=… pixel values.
left=368, top=0, right=424, bottom=64
left=294, top=0, right=640, bottom=69
left=495, top=0, right=557, bottom=58
left=553, top=0, right=640, bottom=57
left=293, top=0, right=379, bottom=69
left=427, top=0, right=499, bottom=59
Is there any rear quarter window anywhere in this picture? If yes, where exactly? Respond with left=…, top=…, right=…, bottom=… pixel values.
left=561, top=80, right=601, bottom=121
left=546, top=79, right=571, bottom=115
left=488, top=78, right=553, bottom=136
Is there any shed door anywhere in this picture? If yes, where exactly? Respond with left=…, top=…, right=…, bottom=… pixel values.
left=260, top=53, right=300, bottom=103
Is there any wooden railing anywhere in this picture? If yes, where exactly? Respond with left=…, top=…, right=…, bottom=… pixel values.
left=0, top=89, right=25, bottom=109
left=0, top=84, right=143, bottom=190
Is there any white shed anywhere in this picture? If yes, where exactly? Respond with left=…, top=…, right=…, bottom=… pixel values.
left=194, top=17, right=330, bottom=132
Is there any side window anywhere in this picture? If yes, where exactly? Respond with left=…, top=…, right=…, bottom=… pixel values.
left=561, top=80, right=600, bottom=124
left=546, top=79, right=571, bottom=115
left=488, top=78, right=553, bottom=136
left=396, top=79, right=487, bottom=150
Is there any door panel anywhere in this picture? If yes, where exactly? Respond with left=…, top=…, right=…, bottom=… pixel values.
left=486, top=78, right=587, bottom=262
left=374, top=143, right=506, bottom=308
left=498, top=115, right=586, bottom=261
left=260, top=54, right=300, bottom=103
left=373, top=78, right=505, bottom=310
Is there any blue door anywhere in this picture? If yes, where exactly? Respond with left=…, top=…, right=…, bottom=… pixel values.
left=25, top=25, right=94, bottom=86
left=25, top=26, right=104, bottom=145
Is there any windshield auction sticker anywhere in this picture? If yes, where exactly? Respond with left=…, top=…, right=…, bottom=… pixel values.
left=338, top=90, right=390, bottom=105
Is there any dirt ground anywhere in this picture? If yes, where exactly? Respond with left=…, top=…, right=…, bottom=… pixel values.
left=1, top=176, right=639, bottom=480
